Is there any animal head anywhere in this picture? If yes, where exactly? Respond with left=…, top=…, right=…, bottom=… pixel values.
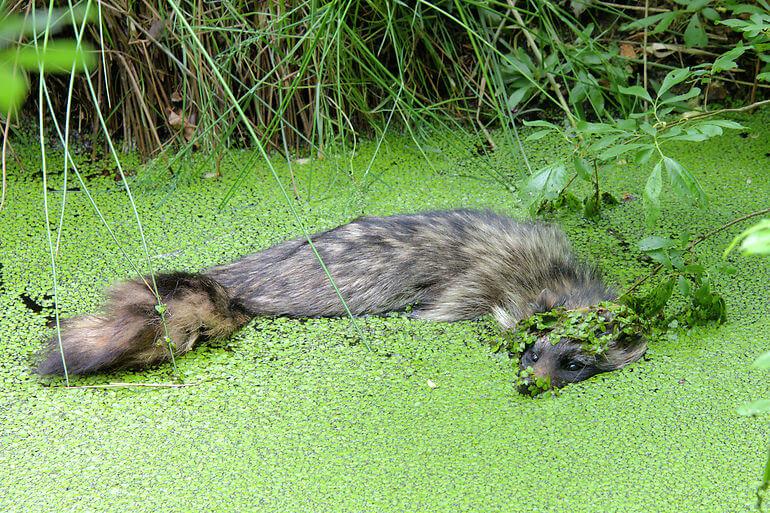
left=512, top=303, right=648, bottom=395
left=516, top=332, right=647, bottom=394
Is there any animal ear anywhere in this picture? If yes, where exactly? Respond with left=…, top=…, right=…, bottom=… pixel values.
left=531, top=289, right=562, bottom=312
left=602, top=333, right=647, bottom=370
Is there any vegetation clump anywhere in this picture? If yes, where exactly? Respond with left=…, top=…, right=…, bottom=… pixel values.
left=499, top=302, right=649, bottom=395
left=511, top=302, right=647, bottom=356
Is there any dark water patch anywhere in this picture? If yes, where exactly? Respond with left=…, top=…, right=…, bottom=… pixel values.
left=19, top=292, right=56, bottom=327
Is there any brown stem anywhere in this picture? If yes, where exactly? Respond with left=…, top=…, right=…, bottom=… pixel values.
left=679, top=99, right=770, bottom=123
left=115, top=53, right=160, bottom=148
left=688, top=207, right=770, bottom=251
left=602, top=2, right=669, bottom=12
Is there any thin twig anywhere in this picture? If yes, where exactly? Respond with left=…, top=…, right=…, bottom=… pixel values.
left=621, top=40, right=721, bottom=58
left=681, top=99, right=770, bottom=122
left=688, top=207, right=770, bottom=251
left=602, top=2, right=669, bottom=13
left=63, top=381, right=201, bottom=389
left=0, top=113, right=9, bottom=211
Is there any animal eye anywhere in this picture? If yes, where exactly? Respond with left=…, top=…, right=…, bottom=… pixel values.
left=531, top=352, right=539, bottom=362
left=566, top=361, right=580, bottom=372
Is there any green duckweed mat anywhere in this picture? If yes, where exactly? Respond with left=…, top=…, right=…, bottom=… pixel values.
left=1, top=111, right=769, bottom=512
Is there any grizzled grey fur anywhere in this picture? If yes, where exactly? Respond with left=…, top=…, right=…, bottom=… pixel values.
left=36, top=210, right=645, bottom=388
left=209, top=210, right=614, bottom=325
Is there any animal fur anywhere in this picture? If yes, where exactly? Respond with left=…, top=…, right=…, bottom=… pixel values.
left=35, top=209, right=646, bottom=386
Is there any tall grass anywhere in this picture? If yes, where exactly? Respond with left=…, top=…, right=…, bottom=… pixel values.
left=29, top=0, right=489, bottom=157
left=7, top=0, right=647, bottom=162
left=7, top=0, right=766, bottom=164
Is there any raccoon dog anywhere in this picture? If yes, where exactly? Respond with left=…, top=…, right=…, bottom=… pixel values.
left=35, top=209, right=646, bottom=388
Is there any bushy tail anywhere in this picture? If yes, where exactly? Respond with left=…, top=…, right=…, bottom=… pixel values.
left=35, top=272, right=252, bottom=375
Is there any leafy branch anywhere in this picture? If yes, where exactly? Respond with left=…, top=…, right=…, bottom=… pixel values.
left=623, top=207, right=770, bottom=297
left=522, top=66, right=745, bottom=221
left=617, top=207, right=770, bottom=329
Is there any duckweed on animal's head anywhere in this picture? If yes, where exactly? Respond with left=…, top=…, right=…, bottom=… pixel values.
left=504, top=302, right=649, bottom=395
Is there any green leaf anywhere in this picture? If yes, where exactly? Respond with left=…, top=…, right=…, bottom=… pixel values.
left=644, top=162, right=663, bottom=224
left=758, top=72, right=770, bottom=82
left=616, top=118, right=638, bottom=131
left=702, top=119, right=744, bottom=130
left=714, top=262, right=737, bottom=276
left=639, top=122, right=657, bottom=136
left=583, top=194, right=600, bottom=218
left=670, top=250, right=686, bottom=270
left=712, top=43, right=746, bottom=73
left=525, top=130, right=553, bottom=142
left=564, top=192, right=583, bottom=211
left=701, top=7, right=720, bottom=21
left=7, top=41, right=95, bottom=73
left=682, top=264, right=705, bottom=276
left=639, top=235, right=677, bottom=252
left=677, top=0, right=710, bottom=10
left=587, top=133, right=626, bottom=154
left=718, top=19, right=750, bottom=29
left=624, top=278, right=675, bottom=317
left=667, top=130, right=710, bottom=142
left=0, top=64, right=28, bottom=113
left=659, top=87, right=701, bottom=105
left=698, top=123, right=725, bottom=137
left=684, top=14, right=709, bottom=48
left=662, top=156, right=706, bottom=206
left=543, top=52, right=560, bottom=72
left=753, top=351, right=770, bottom=370
left=507, top=86, right=530, bottom=110
left=587, top=84, right=605, bottom=116
left=598, top=143, right=647, bottom=161
left=568, top=82, right=587, bottom=105
left=619, top=85, right=653, bottom=103
left=728, top=3, right=768, bottom=15
left=526, top=164, right=569, bottom=201
left=634, top=147, right=655, bottom=165
left=658, top=68, right=692, bottom=97
left=726, top=219, right=770, bottom=256
left=677, top=275, right=691, bottom=296
left=502, top=51, right=536, bottom=79
left=573, top=156, right=593, bottom=182
left=688, top=276, right=727, bottom=324
left=621, top=11, right=678, bottom=33
left=575, top=120, right=616, bottom=134
left=740, top=229, right=770, bottom=255
left=653, top=11, right=679, bottom=34
left=523, top=120, right=560, bottom=129
left=737, top=399, right=770, bottom=417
